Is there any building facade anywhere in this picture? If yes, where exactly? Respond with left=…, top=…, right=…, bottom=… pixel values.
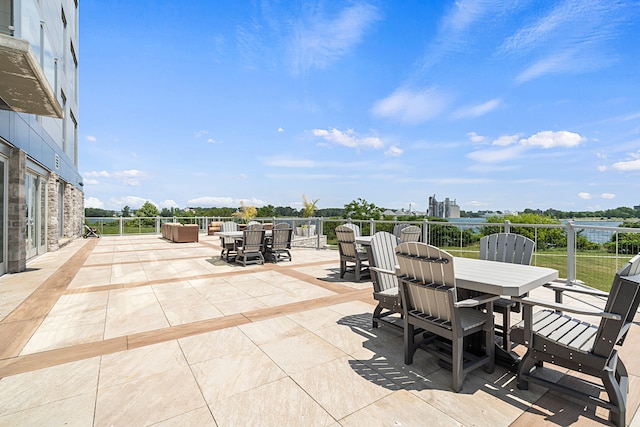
left=427, top=194, right=460, bottom=219
left=0, top=0, right=83, bottom=274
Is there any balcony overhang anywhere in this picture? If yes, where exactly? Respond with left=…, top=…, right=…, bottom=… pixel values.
left=0, top=34, right=63, bottom=119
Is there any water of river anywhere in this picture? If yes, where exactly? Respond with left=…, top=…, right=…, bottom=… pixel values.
left=449, top=218, right=623, bottom=243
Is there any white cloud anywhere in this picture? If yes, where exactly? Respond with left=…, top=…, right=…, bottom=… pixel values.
left=159, top=200, right=179, bottom=208
left=467, top=132, right=487, bottom=144
left=467, top=130, right=585, bottom=164
left=278, top=127, right=284, bottom=132
left=289, top=2, right=380, bottom=74
left=578, top=192, right=592, bottom=200
left=83, top=179, right=99, bottom=185
left=114, top=169, right=146, bottom=186
left=312, top=128, right=383, bottom=149
left=385, top=145, right=403, bottom=157
left=492, top=134, right=520, bottom=146
left=520, top=131, right=585, bottom=148
left=86, top=135, right=97, bottom=142
left=516, top=51, right=577, bottom=83
left=465, top=200, right=491, bottom=208
left=371, top=87, right=452, bottom=124
left=601, top=193, right=616, bottom=199
left=186, top=196, right=265, bottom=207
left=502, top=0, right=628, bottom=82
left=85, top=197, right=104, bottom=209
left=207, top=138, right=218, bottom=144
left=84, top=170, right=110, bottom=178
left=110, top=196, right=150, bottom=210
left=598, top=165, right=607, bottom=172
left=194, top=130, right=208, bottom=138
left=466, top=145, right=525, bottom=163
left=612, top=159, right=640, bottom=171
left=453, top=98, right=501, bottom=119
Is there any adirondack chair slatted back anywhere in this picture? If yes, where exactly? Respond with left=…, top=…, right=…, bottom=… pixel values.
left=399, top=225, right=421, bottom=243
left=369, top=232, right=400, bottom=293
left=393, top=223, right=410, bottom=239
left=480, top=233, right=534, bottom=265
left=342, top=223, right=361, bottom=237
left=246, top=222, right=263, bottom=230
left=592, top=254, right=640, bottom=356
left=336, top=225, right=358, bottom=258
left=396, top=242, right=457, bottom=324
left=270, top=226, right=292, bottom=250
left=220, top=221, right=239, bottom=242
left=241, top=229, right=265, bottom=252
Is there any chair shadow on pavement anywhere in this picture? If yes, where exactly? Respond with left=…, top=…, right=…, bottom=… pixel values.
left=335, top=313, right=612, bottom=425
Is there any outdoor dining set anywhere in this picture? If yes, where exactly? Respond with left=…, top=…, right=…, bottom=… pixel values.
left=335, top=223, right=640, bottom=427
left=215, top=221, right=293, bottom=266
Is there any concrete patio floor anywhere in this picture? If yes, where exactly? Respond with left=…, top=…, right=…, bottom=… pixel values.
left=0, top=234, right=639, bottom=426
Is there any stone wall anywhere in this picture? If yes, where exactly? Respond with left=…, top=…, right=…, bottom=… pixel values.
left=8, top=148, right=26, bottom=272
left=47, top=172, right=60, bottom=251
left=291, top=234, right=328, bottom=248
left=46, top=173, right=84, bottom=250
left=70, top=185, right=84, bottom=238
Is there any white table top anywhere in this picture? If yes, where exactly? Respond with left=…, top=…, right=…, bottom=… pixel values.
left=355, top=235, right=373, bottom=245
left=353, top=236, right=558, bottom=296
left=454, top=257, right=557, bottom=296
left=214, top=230, right=272, bottom=238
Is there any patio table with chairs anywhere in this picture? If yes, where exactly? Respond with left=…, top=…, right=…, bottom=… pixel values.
left=1, top=233, right=639, bottom=426
left=214, top=227, right=293, bottom=265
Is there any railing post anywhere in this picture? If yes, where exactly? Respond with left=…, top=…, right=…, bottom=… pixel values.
left=119, top=217, right=123, bottom=236
left=156, top=217, right=160, bottom=235
left=317, top=217, right=323, bottom=249
left=566, top=221, right=576, bottom=283
left=370, top=218, right=375, bottom=235
left=423, top=219, right=429, bottom=244
left=504, top=219, right=511, bottom=234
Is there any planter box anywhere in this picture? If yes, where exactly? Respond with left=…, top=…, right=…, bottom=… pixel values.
left=296, top=225, right=316, bottom=237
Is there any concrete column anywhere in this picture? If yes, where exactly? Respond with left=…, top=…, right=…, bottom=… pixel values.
left=7, top=148, right=26, bottom=273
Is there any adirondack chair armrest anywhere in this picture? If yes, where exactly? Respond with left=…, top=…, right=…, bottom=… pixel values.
left=454, top=294, right=500, bottom=308
left=543, top=280, right=609, bottom=297
left=513, top=296, right=621, bottom=320
left=369, top=266, right=396, bottom=276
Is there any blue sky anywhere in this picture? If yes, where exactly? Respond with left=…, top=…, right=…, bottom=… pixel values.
left=80, top=0, right=640, bottom=214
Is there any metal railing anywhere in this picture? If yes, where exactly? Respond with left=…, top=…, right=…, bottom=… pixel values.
left=84, top=216, right=640, bottom=291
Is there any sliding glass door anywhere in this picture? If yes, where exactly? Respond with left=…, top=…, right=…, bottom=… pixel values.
left=25, top=172, right=46, bottom=259
left=0, top=158, right=6, bottom=274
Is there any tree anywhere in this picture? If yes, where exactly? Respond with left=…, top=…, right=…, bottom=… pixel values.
left=274, top=206, right=299, bottom=217
left=481, top=213, right=565, bottom=250
left=302, top=194, right=319, bottom=218
left=135, top=201, right=160, bottom=218
left=604, top=221, right=640, bottom=253
left=232, top=201, right=257, bottom=223
left=121, top=206, right=131, bottom=217
left=256, top=204, right=276, bottom=218
left=85, top=208, right=115, bottom=217
left=134, top=201, right=160, bottom=227
left=343, top=198, right=383, bottom=220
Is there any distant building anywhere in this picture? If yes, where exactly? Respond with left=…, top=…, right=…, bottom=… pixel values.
left=428, top=195, right=460, bottom=219
left=0, top=1, right=83, bottom=274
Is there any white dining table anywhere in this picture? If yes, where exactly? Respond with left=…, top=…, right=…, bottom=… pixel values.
left=355, top=236, right=558, bottom=296
left=214, top=230, right=273, bottom=239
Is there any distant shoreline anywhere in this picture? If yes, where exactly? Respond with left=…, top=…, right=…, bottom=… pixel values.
left=568, top=218, right=637, bottom=222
